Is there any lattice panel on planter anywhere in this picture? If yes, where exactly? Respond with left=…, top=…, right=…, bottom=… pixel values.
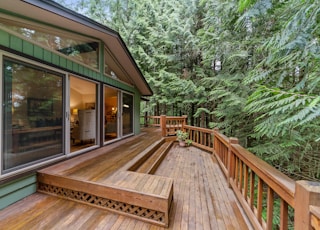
left=38, top=183, right=165, bottom=225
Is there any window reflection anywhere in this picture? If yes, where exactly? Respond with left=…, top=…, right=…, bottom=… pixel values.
left=122, top=93, right=133, bottom=135
left=0, top=18, right=99, bottom=69
left=3, top=57, right=63, bottom=171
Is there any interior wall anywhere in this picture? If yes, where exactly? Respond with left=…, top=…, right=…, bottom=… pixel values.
left=70, top=88, right=83, bottom=110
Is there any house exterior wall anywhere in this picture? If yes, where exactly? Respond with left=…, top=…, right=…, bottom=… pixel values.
left=0, top=174, right=37, bottom=210
left=0, top=20, right=144, bottom=208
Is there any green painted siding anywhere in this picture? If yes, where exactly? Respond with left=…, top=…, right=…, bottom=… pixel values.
left=60, top=56, right=67, bottom=68
left=33, top=45, right=43, bottom=60
left=52, top=54, right=60, bottom=66
left=67, top=59, right=73, bottom=70
left=0, top=30, right=136, bottom=93
left=0, top=29, right=10, bottom=45
left=134, top=89, right=142, bottom=135
left=43, top=49, right=52, bottom=63
left=0, top=174, right=37, bottom=210
left=11, top=36, right=23, bottom=52
left=22, top=40, right=33, bottom=56
left=0, top=29, right=144, bottom=208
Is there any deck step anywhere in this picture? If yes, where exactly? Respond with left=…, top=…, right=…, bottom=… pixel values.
left=134, top=141, right=173, bottom=174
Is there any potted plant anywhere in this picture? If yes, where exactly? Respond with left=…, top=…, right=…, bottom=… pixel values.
left=176, top=130, right=191, bottom=147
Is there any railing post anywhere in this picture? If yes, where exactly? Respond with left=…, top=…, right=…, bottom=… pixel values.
left=294, top=180, right=320, bottom=229
left=213, top=128, right=219, bottom=155
left=144, top=112, right=148, bottom=127
left=160, top=115, right=166, bottom=137
left=228, top=137, right=238, bottom=188
left=182, top=115, right=187, bottom=130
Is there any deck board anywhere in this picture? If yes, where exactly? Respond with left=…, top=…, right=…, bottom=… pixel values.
left=0, top=128, right=251, bottom=229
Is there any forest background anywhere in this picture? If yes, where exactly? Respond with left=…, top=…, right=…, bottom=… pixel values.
left=55, top=0, right=320, bottom=182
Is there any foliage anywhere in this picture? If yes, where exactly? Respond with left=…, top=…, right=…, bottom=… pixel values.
left=53, top=0, right=320, bottom=181
left=176, top=130, right=189, bottom=141
left=243, top=0, right=320, bottom=180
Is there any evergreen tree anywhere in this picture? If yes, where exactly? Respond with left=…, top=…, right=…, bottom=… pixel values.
left=53, top=0, right=320, bottom=181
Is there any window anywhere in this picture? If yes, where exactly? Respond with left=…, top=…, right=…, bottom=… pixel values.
left=0, top=18, right=99, bottom=69
left=122, top=93, right=133, bottom=135
left=2, top=57, right=63, bottom=172
left=104, top=47, right=133, bottom=85
left=104, top=86, right=119, bottom=142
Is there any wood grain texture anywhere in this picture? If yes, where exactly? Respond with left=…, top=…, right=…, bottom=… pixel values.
left=0, top=128, right=251, bottom=230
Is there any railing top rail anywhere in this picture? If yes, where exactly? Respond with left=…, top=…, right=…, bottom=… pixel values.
left=184, top=125, right=214, bottom=134
left=231, top=143, right=295, bottom=206
left=163, top=116, right=186, bottom=119
left=213, top=129, right=229, bottom=146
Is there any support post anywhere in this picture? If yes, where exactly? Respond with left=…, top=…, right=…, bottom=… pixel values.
left=182, top=115, right=187, bottom=130
left=144, top=112, right=148, bottom=127
left=294, top=180, right=320, bottom=229
left=228, top=137, right=238, bottom=188
left=160, top=115, right=166, bottom=137
left=213, top=128, right=219, bottom=155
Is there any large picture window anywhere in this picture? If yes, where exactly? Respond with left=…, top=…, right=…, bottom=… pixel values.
left=2, top=57, right=63, bottom=172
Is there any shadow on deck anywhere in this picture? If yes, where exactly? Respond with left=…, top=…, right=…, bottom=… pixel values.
left=0, top=128, right=251, bottom=229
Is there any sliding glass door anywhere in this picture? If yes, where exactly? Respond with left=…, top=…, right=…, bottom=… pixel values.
left=69, top=76, right=97, bottom=153
left=2, top=57, right=63, bottom=172
left=122, top=93, right=133, bottom=136
left=104, top=86, right=119, bottom=142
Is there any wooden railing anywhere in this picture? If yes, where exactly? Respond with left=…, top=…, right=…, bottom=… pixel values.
left=213, top=128, right=320, bottom=230
left=144, top=115, right=161, bottom=127
left=310, top=206, right=320, bottom=230
left=146, top=115, right=320, bottom=229
left=184, top=125, right=213, bottom=152
left=160, top=115, right=187, bottom=137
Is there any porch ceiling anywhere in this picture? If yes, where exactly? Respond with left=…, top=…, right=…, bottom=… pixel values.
left=0, top=0, right=153, bottom=96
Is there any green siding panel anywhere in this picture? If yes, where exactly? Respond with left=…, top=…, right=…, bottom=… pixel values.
left=10, top=36, right=23, bottom=52
left=52, top=54, right=60, bottom=66
left=34, top=46, right=44, bottom=60
left=60, top=57, right=67, bottom=68
left=0, top=30, right=10, bottom=46
left=67, top=59, right=73, bottom=71
left=0, top=184, right=36, bottom=210
left=43, top=49, right=52, bottom=63
left=79, top=65, right=84, bottom=75
left=22, top=40, right=34, bottom=56
left=84, top=68, right=89, bottom=76
left=134, top=90, right=142, bottom=135
left=0, top=174, right=37, bottom=210
left=73, top=63, right=79, bottom=73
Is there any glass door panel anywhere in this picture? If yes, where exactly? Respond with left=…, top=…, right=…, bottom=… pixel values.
left=2, top=57, right=63, bottom=171
left=70, top=76, right=97, bottom=152
left=104, top=86, right=118, bottom=142
left=122, top=93, right=133, bottom=136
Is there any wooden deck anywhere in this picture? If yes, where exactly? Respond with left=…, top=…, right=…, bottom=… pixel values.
left=0, top=128, right=251, bottom=229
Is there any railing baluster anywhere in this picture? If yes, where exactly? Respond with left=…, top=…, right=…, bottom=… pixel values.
left=266, top=187, right=274, bottom=230
left=280, top=199, right=288, bottom=230
left=243, top=164, right=248, bottom=199
left=235, top=157, right=239, bottom=187
left=249, top=171, right=255, bottom=210
left=239, top=160, right=243, bottom=190
left=257, top=178, right=263, bottom=224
